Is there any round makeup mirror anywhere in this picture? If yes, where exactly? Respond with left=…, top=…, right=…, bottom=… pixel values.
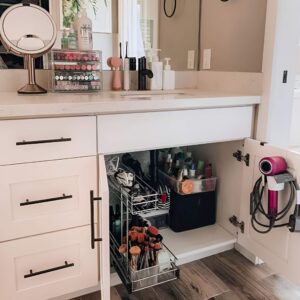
left=0, top=3, right=57, bottom=94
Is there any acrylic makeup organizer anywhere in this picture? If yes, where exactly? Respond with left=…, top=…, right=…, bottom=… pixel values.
left=107, top=164, right=179, bottom=293
left=49, top=49, right=102, bottom=92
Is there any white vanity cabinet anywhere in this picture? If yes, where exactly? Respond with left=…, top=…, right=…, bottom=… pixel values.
left=0, top=116, right=101, bottom=300
left=3, top=103, right=300, bottom=300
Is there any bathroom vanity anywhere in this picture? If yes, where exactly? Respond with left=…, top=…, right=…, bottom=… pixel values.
left=0, top=90, right=300, bottom=300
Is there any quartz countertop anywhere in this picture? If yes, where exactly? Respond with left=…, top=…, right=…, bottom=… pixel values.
left=0, top=90, right=261, bottom=119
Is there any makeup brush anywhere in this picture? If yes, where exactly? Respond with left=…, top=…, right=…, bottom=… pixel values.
left=154, top=243, right=161, bottom=265
left=149, top=242, right=155, bottom=266
left=147, top=226, right=159, bottom=237
left=119, top=244, right=127, bottom=257
left=144, top=245, right=149, bottom=269
left=130, top=246, right=141, bottom=271
left=137, top=232, right=145, bottom=244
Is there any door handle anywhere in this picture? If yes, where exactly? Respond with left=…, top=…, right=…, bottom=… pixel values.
left=90, top=190, right=102, bottom=249
left=16, top=137, right=72, bottom=146
left=20, top=194, right=73, bottom=206
left=24, top=261, right=74, bottom=278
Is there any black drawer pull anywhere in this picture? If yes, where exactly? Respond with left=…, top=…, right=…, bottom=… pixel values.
left=24, top=261, right=74, bottom=278
left=90, top=190, right=102, bottom=249
left=20, top=194, right=73, bottom=206
left=16, top=137, right=72, bottom=146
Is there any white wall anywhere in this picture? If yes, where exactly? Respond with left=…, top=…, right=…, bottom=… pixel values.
left=290, top=92, right=300, bottom=147
left=200, top=0, right=267, bottom=72
left=256, top=0, right=300, bottom=148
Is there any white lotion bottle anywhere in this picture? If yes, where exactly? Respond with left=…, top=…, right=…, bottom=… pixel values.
left=148, top=49, right=163, bottom=90
left=163, top=58, right=175, bottom=90
left=76, top=8, right=93, bottom=51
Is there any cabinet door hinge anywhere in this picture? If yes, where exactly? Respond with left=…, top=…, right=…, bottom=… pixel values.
left=233, top=150, right=250, bottom=166
left=229, top=215, right=245, bottom=234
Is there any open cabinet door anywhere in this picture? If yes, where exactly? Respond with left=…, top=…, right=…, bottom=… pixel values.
left=238, top=138, right=300, bottom=285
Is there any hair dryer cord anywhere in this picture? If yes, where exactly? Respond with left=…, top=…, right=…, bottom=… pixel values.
left=250, top=177, right=296, bottom=234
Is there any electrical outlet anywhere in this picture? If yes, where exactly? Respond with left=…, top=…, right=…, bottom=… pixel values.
left=203, top=48, right=212, bottom=70
left=187, top=50, right=195, bottom=70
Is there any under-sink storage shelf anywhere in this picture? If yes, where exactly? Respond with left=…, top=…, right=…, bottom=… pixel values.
left=108, top=167, right=163, bottom=215
left=158, top=170, right=217, bottom=195
left=110, top=233, right=179, bottom=293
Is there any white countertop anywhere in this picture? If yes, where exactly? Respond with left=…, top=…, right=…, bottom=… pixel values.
left=0, top=89, right=261, bottom=119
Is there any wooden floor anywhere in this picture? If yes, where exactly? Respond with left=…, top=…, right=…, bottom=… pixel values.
left=72, top=250, right=300, bottom=300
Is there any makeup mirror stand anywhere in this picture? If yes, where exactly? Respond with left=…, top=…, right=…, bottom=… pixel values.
left=18, top=54, right=47, bottom=94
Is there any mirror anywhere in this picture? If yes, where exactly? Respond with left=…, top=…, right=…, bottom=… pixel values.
left=0, top=0, right=267, bottom=72
left=0, top=0, right=50, bottom=69
left=0, top=2, right=56, bottom=93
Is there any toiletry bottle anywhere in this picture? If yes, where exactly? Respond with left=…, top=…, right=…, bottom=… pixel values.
left=183, top=166, right=189, bottom=179
left=61, top=29, right=69, bottom=49
left=148, top=49, right=163, bottom=90
left=185, top=152, right=193, bottom=168
left=68, top=29, right=77, bottom=50
left=164, top=154, right=172, bottom=173
left=204, top=163, right=213, bottom=178
left=197, top=160, right=205, bottom=176
left=77, top=8, right=93, bottom=50
left=163, top=58, right=175, bottom=90
left=189, top=164, right=196, bottom=178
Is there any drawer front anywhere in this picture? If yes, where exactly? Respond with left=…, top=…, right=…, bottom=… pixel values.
left=97, top=107, right=253, bottom=154
left=0, top=156, right=97, bottom=241
left=0, top=226, right=98, bottom=300
left=0, top=117, right=96, bottom=165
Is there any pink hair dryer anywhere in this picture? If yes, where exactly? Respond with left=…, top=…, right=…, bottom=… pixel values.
left=259, top=157, right=287, bottom=218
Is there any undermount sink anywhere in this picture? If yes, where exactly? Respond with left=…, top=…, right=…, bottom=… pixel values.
left=121, top=92, right=187, bottom=99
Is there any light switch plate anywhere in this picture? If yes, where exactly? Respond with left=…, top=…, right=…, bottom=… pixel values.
left=187, top=50, right=195, bottom=70
left=203, top=48, right=212, bottom=70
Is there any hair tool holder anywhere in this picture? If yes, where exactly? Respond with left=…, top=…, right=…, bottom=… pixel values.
left=250, top=156, right=298, bottom=234
left=0, top=3, right=57, bottom=94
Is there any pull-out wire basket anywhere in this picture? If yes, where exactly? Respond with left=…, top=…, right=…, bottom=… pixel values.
left=108, top=164, right=162, bottom=215
left=110, top=233, right=179, bottom=293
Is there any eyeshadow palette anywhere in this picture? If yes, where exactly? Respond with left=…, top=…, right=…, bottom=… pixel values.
left=49, top=49, right=102, bottom=93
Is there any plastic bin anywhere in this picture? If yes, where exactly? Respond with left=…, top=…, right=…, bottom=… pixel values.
left=158, top=170, right=217, bottom=195
left=169, top=190, right=217, bottom=232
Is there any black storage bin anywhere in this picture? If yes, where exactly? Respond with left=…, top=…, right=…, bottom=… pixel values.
left=169, top=190, right=216, bottom=232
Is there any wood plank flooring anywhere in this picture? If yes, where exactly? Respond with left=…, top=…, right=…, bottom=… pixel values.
left=71, top=250, right=300, bottom=300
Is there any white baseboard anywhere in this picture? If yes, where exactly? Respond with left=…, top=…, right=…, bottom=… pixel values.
left=235, top=242, right=264, bottom=265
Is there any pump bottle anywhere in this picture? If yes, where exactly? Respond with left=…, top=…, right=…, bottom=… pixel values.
left=163, top=58, right=175, bottom=90
left=148, top=49, right=163, bottom=90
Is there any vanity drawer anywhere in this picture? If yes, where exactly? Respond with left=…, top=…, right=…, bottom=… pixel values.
left=0, top=116, right=97, bottom=165
left=97, top=107, right=253, bottom=154
left=0, top=156, right=97, bottom=241
left=0, top=226, right=98, bottom=300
